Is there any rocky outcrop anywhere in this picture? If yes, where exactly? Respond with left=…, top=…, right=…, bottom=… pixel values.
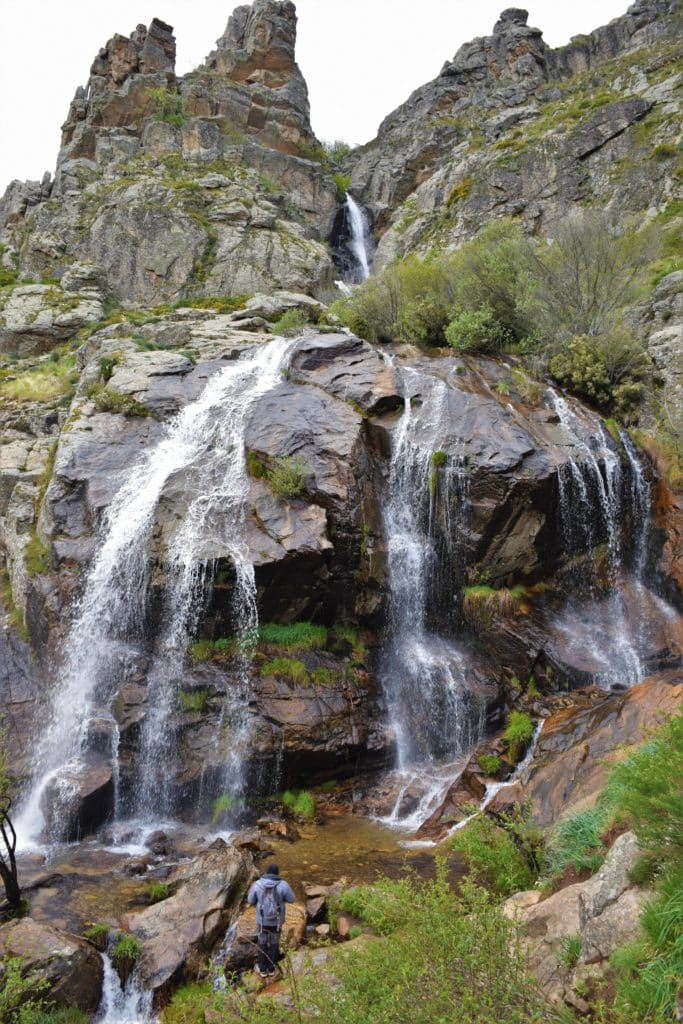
left=347, top=1, right=680, bottom=264
left=494, top=671, right=682, bottom=826
left=503, top=831, right=649, bottom=1006
left=121, top=840, right=254, bottom=993
left=0, top=2, right=338, bottom=303
left=0, top=917, right=104, bottom=1012
left=224, top=900, right=307, bottom=973
left=0, top=270, right=104, bottom=356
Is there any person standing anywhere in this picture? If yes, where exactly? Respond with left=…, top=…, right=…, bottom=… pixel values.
left=247, top=862, right=296, bottom=977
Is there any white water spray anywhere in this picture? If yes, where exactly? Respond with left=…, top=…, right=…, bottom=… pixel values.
left=17, top=336, right=296, bottom=846
left=345, top=193, right=371, bottom=281
left=96, top=955, right=155, bottom=1024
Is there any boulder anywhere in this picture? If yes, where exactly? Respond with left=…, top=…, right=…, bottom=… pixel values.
left=503, top=831, right=651, bottom=1002
left=0, top=918, right=103, bottom=1012
left=222, top=901, right=307, bottom=973
left=0, top=284, right=104, bottom=356
left=121, top=840, right=255, bottom=993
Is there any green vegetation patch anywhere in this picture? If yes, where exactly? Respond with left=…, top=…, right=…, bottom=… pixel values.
left=260, top=657, right=309, bottom=685
left=282, top=788, right=316, bottom=820
left=267, top=454, right=308, bottom=499
left=450, top=815, right=537, bottom=897
left=86, top=383, right=154, bottom=418
left=177, top=688, right=210, bottom=713
left=270, top=307, right=310, bottom=337
left=478, top=753, right=502, bottom=777
left=258, top=621, right=327, bottom=650
left=0, top=351, right=78, bottom=404
left=503, top=710, right=535, bottom=763
left=149, top=881, right=170, bottom=904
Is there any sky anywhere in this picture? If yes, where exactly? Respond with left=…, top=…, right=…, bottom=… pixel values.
left=1, top=0, right=631, bottom=194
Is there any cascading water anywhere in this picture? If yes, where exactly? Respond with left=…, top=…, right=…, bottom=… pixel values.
left=16, top=336, right=296, bottom=847
left=547, top=388, right=672, bottom=689
left=345, top=193, right=372, bottom=281
left=380, top=366, right=484, bottom=826
left=96, top=955, right=154, bottom=1024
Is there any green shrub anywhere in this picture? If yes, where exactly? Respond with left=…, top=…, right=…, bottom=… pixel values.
left=270, top=308, right=309, bottom=337
left=258, top=622, right=327, bottom=650
left=332, top=172, right=352, bottom=201
left=177, top=689, right=209, bottom=713
left=544, top=807, right=607, bottom=878
left=0, top=957, right=49, bottom=1024
left=267, top=455, right=308, bottom=499
left=599, top=712, right=683, bottom=863
left=450, top=815, right=536, bottom=897
left=549, top=328, right=650, bottom=416
left=246, top=449, right=267, bottom=479
left=431, top=450, right=447, bottom=468
left=149, top=882, right=170, bottom=903
left=147, top=85, right=186, bottom=126
left=558, top=934, right=582, bottom=968
left=159, top=981, right=214, bottom=1024
left=322, top=139, right=352, bottom=164
left=478, top=754, right=502, bottom=777
left=98, top=354, right=119, bottom=382
left=86, top=383, right=153, bottom=418
left=24, top=534, right=50, bottom=577
left=503, top=710, right=535, bottom=763
left=463, top=585, right=526, bottom=627
left=260, top=657, right=309, bottom=684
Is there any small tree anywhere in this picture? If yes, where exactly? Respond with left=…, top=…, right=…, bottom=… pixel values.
left=534, top=210, right=658, bottom=339
left=0, top=734, right=21, bottom=911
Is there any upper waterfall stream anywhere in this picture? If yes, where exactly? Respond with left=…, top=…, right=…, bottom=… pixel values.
left=16, top=336, right=296, bottom=848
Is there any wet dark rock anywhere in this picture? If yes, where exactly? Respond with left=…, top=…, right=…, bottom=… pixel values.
left=41, top=758, right=114, bottom=841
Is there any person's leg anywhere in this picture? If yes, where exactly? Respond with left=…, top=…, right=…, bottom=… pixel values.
left=257, top=930, right=270, bottom=975
left=266, top=928, right=280, bottom=974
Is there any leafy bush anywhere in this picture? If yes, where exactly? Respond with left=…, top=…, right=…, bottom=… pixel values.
left=260, top=658, right=309, bottom=684
left=258, top=622, right=327, bottom=650
left=549, top=327, right=650, bottom=416
left=267, top=455, right=308, bottom=499
left=332, top=172, right=352, bottom=201
left=246, top=450, right=267, bottom=479
left=212, top=792, right=244, bottom=823
left=0, top=957, right=49, bottom=1024
left=322, top=139, right=352, bottom=165
left=112, top=933, right=141, bottom=965
left=83, top=922, right=110, bottom=946
left=270, top=308, right=309, bottom=337
left=147, top=85, right=186, bottom=126
left=503, top=710, right=535, bottom=763
left=450, top=815, right=537, bottom=897
left=533, top=209, right=659, bottom=339
left=544, top=807, right=607, bottom=878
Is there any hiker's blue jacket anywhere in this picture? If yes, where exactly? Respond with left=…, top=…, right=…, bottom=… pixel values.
left=247, top=874, right=295, bottom=927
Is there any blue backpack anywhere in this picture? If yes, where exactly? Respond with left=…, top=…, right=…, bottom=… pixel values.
left=259, top=880, right=281, bottom=927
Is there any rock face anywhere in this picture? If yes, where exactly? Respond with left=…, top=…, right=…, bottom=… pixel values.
left=122, top=840, right=254, bottom=993
left=0, top=917, right=104, bottom=1012
left=347, top=1, right=680, bottom=266
left=495, top=671, right=682, bottom=826
left=503, top=831, right=649, bottom=1005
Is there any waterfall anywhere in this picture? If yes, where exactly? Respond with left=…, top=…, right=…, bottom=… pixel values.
left=16, top=336, right=295, bottom=847
left=96, top=955, right=154, bottom=1024
left=380, top=366, right=484, bottom=824
left=345, top=194, right=371, bottom=281
left=547, top=389, right=663, bottom=689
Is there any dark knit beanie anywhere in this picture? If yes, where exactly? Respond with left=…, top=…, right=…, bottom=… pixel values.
left=266, top=863, right=280, bottom=876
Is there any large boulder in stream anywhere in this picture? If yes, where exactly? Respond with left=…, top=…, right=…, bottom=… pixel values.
left=0, top=917, right=103, bottom=1012
left=121, top=839, right=255, bottom=994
